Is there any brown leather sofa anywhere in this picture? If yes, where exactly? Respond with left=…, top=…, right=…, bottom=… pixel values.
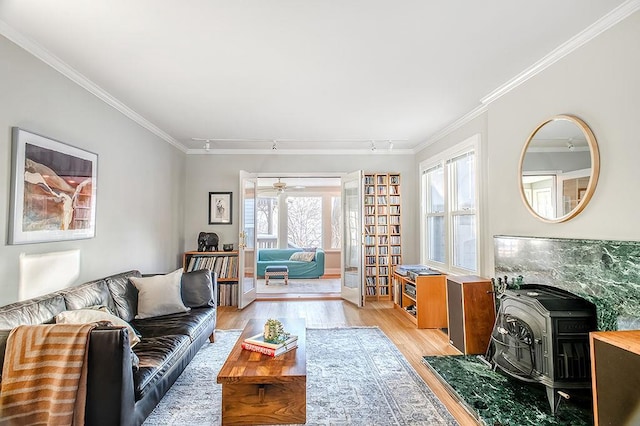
left=0, top=270, right=216, bottom=426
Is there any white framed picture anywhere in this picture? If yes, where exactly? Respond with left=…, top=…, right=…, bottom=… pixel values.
left=208, top=192, right=232, bottom=224
left=9, top=128, right=98, bottom=244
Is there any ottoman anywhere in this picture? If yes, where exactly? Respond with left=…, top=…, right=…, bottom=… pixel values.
left=265, top=265, right=289, bottom=285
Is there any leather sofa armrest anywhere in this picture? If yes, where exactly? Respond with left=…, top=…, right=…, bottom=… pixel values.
left=85, top=326, right=136, bottom=426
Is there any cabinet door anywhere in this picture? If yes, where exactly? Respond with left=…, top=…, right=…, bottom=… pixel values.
left=593, top=339, right=640, bottom=425
left=447, top=280, right=465, bottom=352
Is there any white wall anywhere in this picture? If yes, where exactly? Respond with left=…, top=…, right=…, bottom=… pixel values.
left=416, top=10, right=640, bottom=278
left=183, top=154, right=419, bottom=263
left=0, top=35, right=186, bottom=305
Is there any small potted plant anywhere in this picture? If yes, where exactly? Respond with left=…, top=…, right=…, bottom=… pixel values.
left=263, top=318, right=290, bottom=344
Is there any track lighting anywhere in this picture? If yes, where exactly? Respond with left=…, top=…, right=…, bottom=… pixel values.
left=204, top=140, right=210, bottom=151
left=567, top=138, right=574, bottom=152
left=371, top=141, right=377, bottom=152
left=272, top=140, right=277, bottom=150
left=388, top=141, right=394, bottom=151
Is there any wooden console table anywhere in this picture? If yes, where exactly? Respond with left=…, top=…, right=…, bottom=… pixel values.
left=217, top=318, right=306, bottom=425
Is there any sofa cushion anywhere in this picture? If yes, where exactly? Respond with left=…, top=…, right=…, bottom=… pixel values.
left=58, top=279, right=116, bottom=313
left=131, top=309, right=215, bottom=342
left=181, top=269, right=215, bottom=308
left=105, top=271, right=141, bottom=322
left=132, top=334, right=191, bottom=400
left=130, top=269, right=190, bottom=319
left=55, top=308, right=141, bottom=347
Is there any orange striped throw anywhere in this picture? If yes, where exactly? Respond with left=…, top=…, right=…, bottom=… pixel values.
left=0, top=323, right=97, bottom=426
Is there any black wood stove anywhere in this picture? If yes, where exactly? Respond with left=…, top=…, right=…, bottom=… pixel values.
left=486, top=284, right=597, bottom=414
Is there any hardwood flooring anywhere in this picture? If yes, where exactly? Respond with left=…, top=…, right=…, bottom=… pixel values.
left=217, top=299, right=479, bottom=425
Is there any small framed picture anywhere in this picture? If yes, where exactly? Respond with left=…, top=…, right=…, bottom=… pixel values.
left=9, top=128, right=98, bottom=244
left=209, top=192, right=232, bottom=224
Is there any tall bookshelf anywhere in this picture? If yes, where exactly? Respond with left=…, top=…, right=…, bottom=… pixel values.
left=183, top=251, right=239, bottom=306
left=364, top=173, right=402, bottom=300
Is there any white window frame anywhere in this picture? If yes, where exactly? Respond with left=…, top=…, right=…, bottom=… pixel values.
left=419, top=134, right=481, bottom=275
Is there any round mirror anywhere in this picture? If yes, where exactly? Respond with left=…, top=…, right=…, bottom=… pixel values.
left=519, top=114, right=600, bottom=223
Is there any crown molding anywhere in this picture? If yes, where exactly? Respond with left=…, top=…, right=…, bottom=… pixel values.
left=412, top=104, right=488, bottom=154
left=480, top=0, right=640, bottom=105
left=0, top=19, right=188, bottom=153
left=186, top=148, right=415, bottom=155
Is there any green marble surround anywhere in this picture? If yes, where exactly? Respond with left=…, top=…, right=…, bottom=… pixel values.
left=494, top=235, right=640, bottom=331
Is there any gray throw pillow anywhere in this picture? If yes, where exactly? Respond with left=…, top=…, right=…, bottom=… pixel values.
left=181, top=269, right=215, bottom=308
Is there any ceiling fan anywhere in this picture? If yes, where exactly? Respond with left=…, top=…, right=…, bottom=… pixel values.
left=273, top=178, right=287, bottom=193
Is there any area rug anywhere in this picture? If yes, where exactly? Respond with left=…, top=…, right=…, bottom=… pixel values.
left=144, top=327, right=458, bottom=425
left=423, top=355, right=593, bottom=426
left=256, top=278, right=340, bottom=294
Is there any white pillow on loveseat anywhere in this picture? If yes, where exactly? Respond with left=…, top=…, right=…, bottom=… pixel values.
left=130, top=269, right=190, bottom=319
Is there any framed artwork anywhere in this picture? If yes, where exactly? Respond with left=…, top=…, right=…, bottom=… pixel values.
left=209, top=192, right=232, bottom=224
left=8, top=128, right=98, bottom=244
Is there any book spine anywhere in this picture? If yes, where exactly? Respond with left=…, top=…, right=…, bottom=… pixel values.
left=241, top=342, right=277, bottom=356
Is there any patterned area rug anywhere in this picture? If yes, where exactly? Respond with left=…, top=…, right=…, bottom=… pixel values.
left=144, top=327, right=458, bottom=425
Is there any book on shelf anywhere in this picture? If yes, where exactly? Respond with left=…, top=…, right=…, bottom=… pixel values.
left=241, top=340, right=298, bottom=357
left=243, top=333, right=298, bottom=349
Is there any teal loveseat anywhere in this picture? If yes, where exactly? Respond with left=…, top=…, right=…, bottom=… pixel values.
left=257, top=248, right=325, bottom=279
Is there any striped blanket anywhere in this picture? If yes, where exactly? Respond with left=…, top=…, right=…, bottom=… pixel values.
left=0, top=323, right=97, bottom=426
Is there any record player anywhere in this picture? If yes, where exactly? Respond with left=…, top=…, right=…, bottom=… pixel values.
left=407, top=268, right=441, bottom=281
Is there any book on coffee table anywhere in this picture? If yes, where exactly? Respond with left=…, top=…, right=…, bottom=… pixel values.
left=243, top=333, right=298, bottom=349
left=241, top=341, right=298, bottom=357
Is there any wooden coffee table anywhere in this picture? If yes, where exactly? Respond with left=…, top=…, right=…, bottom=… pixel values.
left=216, top=318, right=306, bottom=425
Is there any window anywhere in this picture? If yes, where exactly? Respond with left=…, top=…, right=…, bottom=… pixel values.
left=256, top=177, right=341, bottom=250
left=421, top=135, right=479, bottom=273
left=424, top=165, right=445, bottom=263
left=287, top=196, right=322, bottom=247
left=330, top=196, right=342, bottom=249
left=256, top=197, right=278, bottom=248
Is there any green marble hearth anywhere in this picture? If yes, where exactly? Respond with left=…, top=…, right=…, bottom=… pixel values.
left=423, top=355, right=593, bottom=426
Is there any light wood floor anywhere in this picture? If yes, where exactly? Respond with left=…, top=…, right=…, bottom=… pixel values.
left=217, top=299, right=479, bottom=425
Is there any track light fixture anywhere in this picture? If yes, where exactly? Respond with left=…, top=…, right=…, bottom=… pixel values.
left=272, top=140, right=277, bottom=150
left=204, top=140, right=210, bottom=151
left=388, top=140, right=394, bottom=151
left=371, top=141, right=377, bottom=152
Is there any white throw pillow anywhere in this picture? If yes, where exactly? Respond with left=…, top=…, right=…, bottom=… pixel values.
left=55, top=308, right=141, bottom=347
left=289, top=251, right=316, bottom=262
left=130, top=269, right=190, bottom=319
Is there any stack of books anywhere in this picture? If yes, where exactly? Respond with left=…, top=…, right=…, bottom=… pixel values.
left=241, top=333, right=298, bottom=357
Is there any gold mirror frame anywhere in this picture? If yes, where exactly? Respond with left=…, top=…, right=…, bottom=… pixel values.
left=518, top=114, right=600, bottom=223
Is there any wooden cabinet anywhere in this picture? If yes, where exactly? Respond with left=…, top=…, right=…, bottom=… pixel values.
left=392, top=271, right=447, bottom=329
left=364, top=173, right=402, bottom=301
left=183, top=251, right=239, bottom=306
left=446, top=275, right=495, bottom=354
left=590, top=330, right=640, bottom=426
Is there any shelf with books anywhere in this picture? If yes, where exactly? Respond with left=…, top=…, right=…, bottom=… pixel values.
left=363, top=173, right=402, bottom=302
left=182, top=250, right=239, bottom=307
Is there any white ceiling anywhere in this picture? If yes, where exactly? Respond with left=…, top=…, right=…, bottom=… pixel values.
left=0, top=1, right=634, bottom=154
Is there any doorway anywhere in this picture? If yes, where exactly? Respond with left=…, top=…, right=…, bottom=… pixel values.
left=254, top=176, right=342, bottom=299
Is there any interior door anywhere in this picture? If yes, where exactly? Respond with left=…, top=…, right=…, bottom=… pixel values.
left=238, top=170, right=257, bottom=309
left=341, top=170, right=364, bottom=307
